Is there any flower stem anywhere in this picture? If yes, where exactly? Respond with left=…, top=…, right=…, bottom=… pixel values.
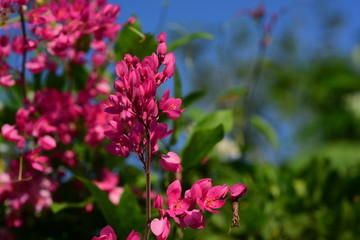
left=18, top=153, right=24, bottom=181
left=19, top=6, right=28, bottom=104
left=144, top=128, right=152, bottom=240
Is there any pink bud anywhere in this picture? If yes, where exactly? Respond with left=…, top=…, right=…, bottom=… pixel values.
left=154, top=195, right=164, bottom=209
left=157, top=32, right=167, bottom=43
left=157, top=42, right=167, bottom=55
left=229, top=183, right=247, bottom=200
left=127, top=16, right=137, bottom=25
left=115, top=61, right=128, bottom=77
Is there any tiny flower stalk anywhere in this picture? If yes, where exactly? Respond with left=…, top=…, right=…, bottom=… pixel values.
left=229, top=184, right=247, bottom=229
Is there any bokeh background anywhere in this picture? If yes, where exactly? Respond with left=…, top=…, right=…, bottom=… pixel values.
left=115, top=0, right=360, bottom=239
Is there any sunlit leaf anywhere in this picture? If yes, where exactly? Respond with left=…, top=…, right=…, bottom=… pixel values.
left=183, top=90, right=206, bottom=108
left=76, top=176, right=121, bottom=235
left=181, top=124, right=224, bottom=170
left=250, top=115, right=279, bottom=149
left=50, top=201, right=89, bottom=214
left=114, top=19, right=157, bottom=61
left=195, top=109, right=233, bottom=133
left=116, top=185, right=144, bottom=237
left=168, top=32, right=213, bottom=52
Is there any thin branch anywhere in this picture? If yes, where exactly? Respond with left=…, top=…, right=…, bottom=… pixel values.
left=19, top=6, right=28, bottom=103
left=144, top=128, right=152, bottom=240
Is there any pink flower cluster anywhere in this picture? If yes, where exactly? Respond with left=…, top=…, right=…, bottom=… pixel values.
left=0, top=0, right=122, bottom=90
left=0, top=159, right=58, bottom=228
left=27, top=0, right=121, bottom=65
left=150, top=179, right=247, bottom=239
left=104, top=32, right=184, bottom=172
left=0, top=0, right=125, bottom=231
left=92, top=225, right=140, bottom=240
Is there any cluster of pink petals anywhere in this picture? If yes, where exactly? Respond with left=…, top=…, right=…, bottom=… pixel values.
left=150, top=179, right=247, bottom=239
left=27, top=0, right=121, bottom=62
left=0, top=87, right=112, bottom=222
left=0, top=160, right=58, bottom=228
left=104, top=32, right=184, bottom=172
left=1, top=89, right=79, bottom=155
left=92, top=225, right=140, bottom=240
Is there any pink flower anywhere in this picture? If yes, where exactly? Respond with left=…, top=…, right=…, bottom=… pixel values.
left=150, top=217, right=170, bottom=240
left=1, top=124, right=25, bottom=149
left=27, top=149, right=51, bottom=173
left=108, top=187, right=124, bottom=205
left=165, top=180, right=191, bottom=218
left=37, top=135, right=57, bottom=151
left=229, top=183, right=247, bottom=200
left=93, top=168, right=124, bottom=205
left=182, top=210, right=205, bottom=229
left=159, top=152, right=182, bottom=172
left=92, top=225, right=117, bottom=240
left=198, top=185, right=228, bottom=214
left=61, top=150, right=77, bottom=167
left=0, top=75, right=15, bottom=88
left=25, top=53, right=48, bottom=74
left=126, top=230, right=141, bottom=240
left=160, top=89, right=184, bottom=120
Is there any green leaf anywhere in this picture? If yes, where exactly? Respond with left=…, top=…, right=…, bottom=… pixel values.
left=174, top=68, right=182, bottom=99
left=181, top=124, right=224, bottom=170
left=183, top=90, right=206, bottom=108
left=72, top=65, right=89, bottom=91
left=50, top=201, right=89, bottom=214
left=76, top=176, right=121, bottom=235
left=168, top=32, right=213, bottom=52
left=114, top=19, right=157, bottom=61
left=116, top=185, right=144, bottom=237
left=250, top=115, right=279, bottom=149
left=195, top=109, right=234, bottom=133
left=45, top=72, right=66, bottom=90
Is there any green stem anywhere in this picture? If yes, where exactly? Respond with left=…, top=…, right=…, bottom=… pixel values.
left=18, top=153, right=23, bottom=181
left=128, top=26, right=146, bottom=39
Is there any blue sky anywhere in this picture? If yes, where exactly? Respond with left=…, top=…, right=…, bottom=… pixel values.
left=115, top=0, right=360, bottom=54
